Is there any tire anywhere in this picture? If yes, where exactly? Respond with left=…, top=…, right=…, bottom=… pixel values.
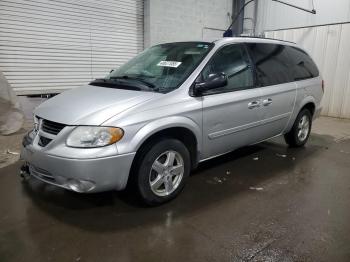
left=284, top=109, right=312, bottom=147
left=134, top=138, right=191, bottom=206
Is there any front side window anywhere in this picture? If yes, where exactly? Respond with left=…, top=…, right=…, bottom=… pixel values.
left=103, top=42, right=213, bottom=93
left=246, top=43, right=293, bottom=87
left=200, top=44, right=254, bottom=95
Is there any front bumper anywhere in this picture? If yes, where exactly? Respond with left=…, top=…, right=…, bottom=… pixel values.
left=20, top=137, right=135, bottom=193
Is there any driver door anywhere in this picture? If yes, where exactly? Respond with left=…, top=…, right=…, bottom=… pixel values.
left=201, top=43, right=265, bottom=159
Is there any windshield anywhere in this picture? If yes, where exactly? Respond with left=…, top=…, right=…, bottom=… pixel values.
left=103, top=42, right=214, bottom=93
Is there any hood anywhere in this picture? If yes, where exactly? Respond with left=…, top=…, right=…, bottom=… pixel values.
left=34, top=85, right=159, bottom=125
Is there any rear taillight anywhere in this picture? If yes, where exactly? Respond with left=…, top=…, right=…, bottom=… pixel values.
left=321, top=80, right=324, bottom=93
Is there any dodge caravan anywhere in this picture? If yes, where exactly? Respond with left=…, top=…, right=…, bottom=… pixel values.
left=21, top=37, right=323, bottom=205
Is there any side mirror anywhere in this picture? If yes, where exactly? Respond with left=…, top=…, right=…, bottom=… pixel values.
left=193, top=72, right=227, bottom=96
left=110, top=69, right=115, bottom=73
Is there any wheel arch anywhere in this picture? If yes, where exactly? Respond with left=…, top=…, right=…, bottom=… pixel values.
left=285, top=96, right=316, bottom=133
left=125, top=116, right=201, bottom=186
left=300, top=102, right=316, bottom=116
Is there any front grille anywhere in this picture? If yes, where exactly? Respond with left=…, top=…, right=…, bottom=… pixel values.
left=38, top=136, right=52, bottom=147
left=41, top=119, right=66, bottom=135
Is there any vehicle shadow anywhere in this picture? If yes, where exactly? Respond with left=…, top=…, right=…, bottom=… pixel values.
left=20, top=134, right=331, bottom=233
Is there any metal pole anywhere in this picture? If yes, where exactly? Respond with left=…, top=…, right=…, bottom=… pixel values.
left=253, top=0, right=258, bottom=35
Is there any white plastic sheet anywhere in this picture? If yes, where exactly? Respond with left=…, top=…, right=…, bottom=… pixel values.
left=0, top=71, right=24, bottom=135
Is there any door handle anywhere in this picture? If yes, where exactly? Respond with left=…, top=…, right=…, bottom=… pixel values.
left=248, top=101, right=260, bottom=109
left=262, top=98, right=272, bottom=106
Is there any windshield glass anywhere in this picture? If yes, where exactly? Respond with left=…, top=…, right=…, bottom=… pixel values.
left=105, top=42, right=214, bottom=93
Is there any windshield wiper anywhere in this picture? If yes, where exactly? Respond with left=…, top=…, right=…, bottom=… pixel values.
left=110, top=75, right=155, bottom=89
left=89, top=78, right=144, bottom=91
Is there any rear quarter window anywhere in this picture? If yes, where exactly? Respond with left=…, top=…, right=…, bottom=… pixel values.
left=285, top=46, right=319, bottom=81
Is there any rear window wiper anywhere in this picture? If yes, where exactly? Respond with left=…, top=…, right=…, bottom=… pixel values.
left=110, top=75, right=155, bottom=89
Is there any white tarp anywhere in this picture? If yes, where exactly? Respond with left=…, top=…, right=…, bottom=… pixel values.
left=0, top=71, right=24, bottom=135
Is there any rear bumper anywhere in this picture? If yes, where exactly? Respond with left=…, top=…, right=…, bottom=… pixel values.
left=20, top=144, right=135, bottom=193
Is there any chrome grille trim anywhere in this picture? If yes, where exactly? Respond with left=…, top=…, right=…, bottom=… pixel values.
left=41, top=119, right=66, bottom=135
left=34, top=117, right=67, bottom=147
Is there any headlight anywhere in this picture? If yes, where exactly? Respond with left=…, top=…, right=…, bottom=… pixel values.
left=66, top=126, right=124, bottom=148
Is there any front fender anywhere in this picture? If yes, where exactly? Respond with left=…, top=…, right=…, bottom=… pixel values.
left=116, top=116, right=202, bottom=155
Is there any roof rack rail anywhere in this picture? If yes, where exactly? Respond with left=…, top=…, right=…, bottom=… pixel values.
left=234, top=35, right=296, bottom=44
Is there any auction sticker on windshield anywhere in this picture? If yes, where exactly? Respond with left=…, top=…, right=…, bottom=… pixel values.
left=157, top=61, right=182, bottom=68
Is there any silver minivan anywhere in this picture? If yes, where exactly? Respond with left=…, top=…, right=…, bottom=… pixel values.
left=21, top=37, right=323, bottom=205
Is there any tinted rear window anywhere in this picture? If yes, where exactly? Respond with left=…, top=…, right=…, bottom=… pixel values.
left=285, top=46, right=319, bottom=81
left=246, top=43, right=293, bottom=86
left=246, top=43, right=319, bottom=87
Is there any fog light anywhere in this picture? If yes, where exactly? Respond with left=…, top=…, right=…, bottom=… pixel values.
left=67, top=179, right=95, bottom=192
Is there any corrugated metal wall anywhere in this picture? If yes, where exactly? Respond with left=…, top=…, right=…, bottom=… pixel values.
left=0, top=0, right=144, bottom=95
left=266, top=23, right=350, bottom=119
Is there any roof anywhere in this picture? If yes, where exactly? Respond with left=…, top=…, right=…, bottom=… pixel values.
left=213, top=36, right=297, bottom=46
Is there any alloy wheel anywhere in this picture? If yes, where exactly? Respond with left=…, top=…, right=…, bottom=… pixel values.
left=149, top=150, right=184, bottom=197
left=297, top=115, right=310, bottom=142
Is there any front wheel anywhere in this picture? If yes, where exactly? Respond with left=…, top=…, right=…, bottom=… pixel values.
left=284, top=109, right=312, bottom=147
left=134, top=138, right=191, bottom=205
